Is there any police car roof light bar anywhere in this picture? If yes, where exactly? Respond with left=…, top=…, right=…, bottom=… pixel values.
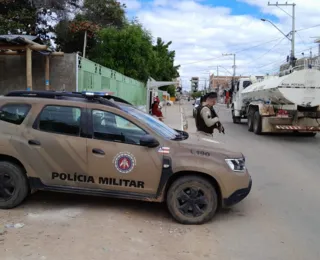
left=5, top=90, right=133, bottom=106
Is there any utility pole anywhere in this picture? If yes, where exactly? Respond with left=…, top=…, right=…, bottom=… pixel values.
left=222, top=53, right=236, bottom=91
left=268, top=2, right=296, bottom=65
left=217, top=66, right=219, bottom=76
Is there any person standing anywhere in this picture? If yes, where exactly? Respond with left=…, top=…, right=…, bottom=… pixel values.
left=196, top=92, right=224, bottom=135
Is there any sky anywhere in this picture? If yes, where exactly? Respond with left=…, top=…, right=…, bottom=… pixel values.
left=119, top=0, right=320, bottom=89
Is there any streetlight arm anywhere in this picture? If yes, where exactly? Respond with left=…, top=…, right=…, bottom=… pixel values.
left=261, top=19, right=291, bottom=41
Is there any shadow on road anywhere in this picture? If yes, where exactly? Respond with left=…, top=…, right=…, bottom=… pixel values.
left=17, top=190, right=251, bottom=224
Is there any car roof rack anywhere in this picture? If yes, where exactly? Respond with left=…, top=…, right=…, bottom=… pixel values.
left=4, top=90, right=133, bottom=108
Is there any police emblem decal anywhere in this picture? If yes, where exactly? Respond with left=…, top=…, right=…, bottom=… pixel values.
left=113, top=152, right=136, bottom=174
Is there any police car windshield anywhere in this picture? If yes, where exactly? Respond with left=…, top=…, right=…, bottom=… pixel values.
left=120, top=105, right=179, bottom=140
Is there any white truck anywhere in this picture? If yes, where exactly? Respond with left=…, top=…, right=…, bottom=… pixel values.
left=231, top=66, right=320, bottom=136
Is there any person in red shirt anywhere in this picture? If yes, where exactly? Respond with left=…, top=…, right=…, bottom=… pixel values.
left=151, top=100, right=164, bottom=121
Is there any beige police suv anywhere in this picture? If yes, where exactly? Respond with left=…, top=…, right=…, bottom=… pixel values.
left=0, top=91, right=252, bottom=224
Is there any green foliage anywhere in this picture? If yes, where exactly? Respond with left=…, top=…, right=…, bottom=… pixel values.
left=0, top=0, right=81, bottom=42
left=90, top=21, right=180, bottom=83
left=152, top=38, right=180, bottom=81
left=83, top=0, right=127, bottom=28
left=167, top=85, right=176, bottom=97
left=0, top=0, right=37, bottom=35
left=54, top=0, right=127, bottom=54
left=191, top=91, right=202, bottom=99
left=90, top=21, right=155, bottom=82
left=54, top=14, right=99, bottom=53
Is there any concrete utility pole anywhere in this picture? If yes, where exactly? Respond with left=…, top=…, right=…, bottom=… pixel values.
left=267, top=2, right=296, bottom=65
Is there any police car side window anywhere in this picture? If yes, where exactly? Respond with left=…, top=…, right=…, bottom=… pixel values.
left=0, top=103, right=31, bottom=125
left=92, top=110, right=146, bottom=145
left=38, top=105, right=81, bottom=136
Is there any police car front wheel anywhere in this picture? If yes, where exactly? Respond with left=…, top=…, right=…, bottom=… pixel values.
left=166, top=175, right=218, bottom=225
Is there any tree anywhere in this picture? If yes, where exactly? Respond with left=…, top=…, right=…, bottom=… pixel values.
left=191, top=91, right=202, bottom=99
left=152, top=37, right=180, bottom=82
left=54, top=0, right=127, bottom=53
left=0, top=0, right=37, bottom=35
left=83, top=0, right=126, bottom=28
left=0, top=0, right=81, bottom=43
left=167, top=85, right=176, bottom=97
left=90, top=21, right=155, bottom=82
left=55, top=15, right=100, bottom=53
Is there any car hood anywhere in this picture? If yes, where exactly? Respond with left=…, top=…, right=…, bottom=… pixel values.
left=178, top=133, right=243, bottom=159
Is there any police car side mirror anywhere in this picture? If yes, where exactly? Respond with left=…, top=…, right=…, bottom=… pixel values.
left=140, top=134, right=160, bottom=148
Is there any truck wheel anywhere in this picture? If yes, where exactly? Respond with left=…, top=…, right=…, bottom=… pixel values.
left=247, top=111, right=254, bottom=132
left=232, top=110, right=241, bottom=124
left=0, top=162, right=29, bottom=209
left=253, top=111, right=262, bottom=135
left=166, top=176, right=218, bottom=225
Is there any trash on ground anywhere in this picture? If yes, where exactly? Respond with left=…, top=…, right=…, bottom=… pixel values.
left=5, top=223, right=25, bottom=229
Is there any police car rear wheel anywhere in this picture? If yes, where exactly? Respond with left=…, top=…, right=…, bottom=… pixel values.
left=0, top=162, right=29, bottom=209
left=167, top=176, right=218, bottom=225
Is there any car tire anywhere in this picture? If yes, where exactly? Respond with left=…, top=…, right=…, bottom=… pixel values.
left=166, top=176, right=218, bottom=225
left=253, top=111, right=262, bottom=135
left=232, top=110, right=241, bottom=124
left=0, top=161, right=29, bottom=209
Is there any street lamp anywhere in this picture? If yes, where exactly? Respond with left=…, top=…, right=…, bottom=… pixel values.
left=261, top=17, right=295, bottom=66
left=260, top=19, right=291, bottom=40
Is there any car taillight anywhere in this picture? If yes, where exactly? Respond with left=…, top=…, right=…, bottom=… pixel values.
left=277, top=109, right=289, bottom=117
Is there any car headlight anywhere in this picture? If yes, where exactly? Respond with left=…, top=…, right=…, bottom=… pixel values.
left=225, top=158, right=246, bottom=172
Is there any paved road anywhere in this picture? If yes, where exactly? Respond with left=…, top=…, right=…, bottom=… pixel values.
left=183, top=100, right=320, bottom=260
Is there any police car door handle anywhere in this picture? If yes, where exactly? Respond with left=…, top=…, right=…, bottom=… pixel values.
left=28, top=140, right=41, bottom=146
left=92, top=148, right=105, bottom=155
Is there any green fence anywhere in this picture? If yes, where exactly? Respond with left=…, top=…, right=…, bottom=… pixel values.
left=77, top=56, right=147, bottom=107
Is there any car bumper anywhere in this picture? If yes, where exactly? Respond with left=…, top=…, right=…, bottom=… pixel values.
left=223, top=177, right=252, bottom=207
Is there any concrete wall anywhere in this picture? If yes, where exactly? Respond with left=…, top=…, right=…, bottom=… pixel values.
left=0, top=53, right=77, bottom=95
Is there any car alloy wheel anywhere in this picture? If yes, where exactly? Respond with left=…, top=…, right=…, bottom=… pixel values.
left=167, top=176, right=218, bottom=224
left=176, top=187, right=208, bottom=217
left=0, top=172, right=16, bottom=201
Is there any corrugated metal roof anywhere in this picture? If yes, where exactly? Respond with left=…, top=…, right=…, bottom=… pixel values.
left=0, top=35, right=52, bottom=54
left=0, top=35, right=39, bottom=45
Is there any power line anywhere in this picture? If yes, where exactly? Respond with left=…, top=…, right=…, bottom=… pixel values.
left=179, top=23, right=320, bottom=67
left=245, top=37, right=287, bottom=67
left=296, top=24, right=320, bottom=32
left=179, top=37, right=283, bottom=66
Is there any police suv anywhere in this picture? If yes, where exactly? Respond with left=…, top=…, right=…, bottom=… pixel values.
left=0, top=91, right=252, bottom=224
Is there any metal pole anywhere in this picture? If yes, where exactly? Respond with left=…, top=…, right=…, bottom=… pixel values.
left=233, top=54, right=236, bottom=87
left=292, top=3, right=296, bottom=63
left=83, top=30, right=87, bottom=58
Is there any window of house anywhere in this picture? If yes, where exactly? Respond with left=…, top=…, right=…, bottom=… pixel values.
left=38, top=105, right=81, bottom=136
left=0, top=104, right=31, bottom=125
left=92, top=110, right=146, bottom=145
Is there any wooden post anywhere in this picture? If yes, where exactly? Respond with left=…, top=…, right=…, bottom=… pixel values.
left=45, top=56, right=50, bottom=90
left=26, top=47, right=32, bottom=91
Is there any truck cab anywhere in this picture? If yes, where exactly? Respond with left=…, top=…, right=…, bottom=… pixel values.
left=231, top=78, right=252, bottom=123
